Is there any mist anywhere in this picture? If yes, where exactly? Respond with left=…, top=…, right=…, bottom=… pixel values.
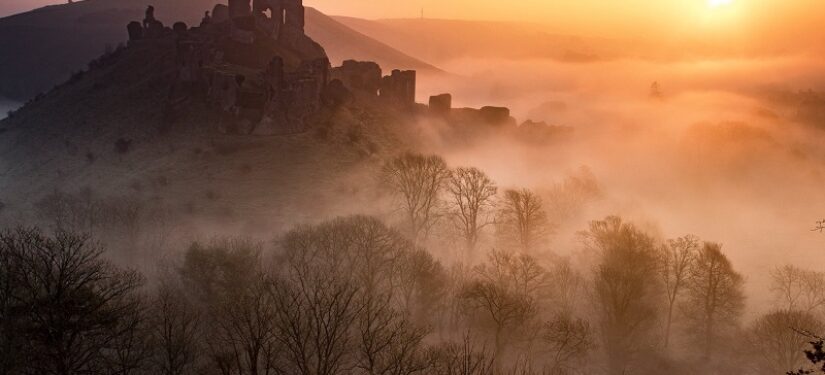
left=3, top=1, right=825, bottom=374
left=412, top=55, right=825, bottom=311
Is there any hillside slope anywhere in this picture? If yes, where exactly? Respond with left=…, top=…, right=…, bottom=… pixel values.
left=0, top=33, right=409, bottom=238
left=0, top=0, right=439, bottom=102
left=333, top=16, right=626, bottom=64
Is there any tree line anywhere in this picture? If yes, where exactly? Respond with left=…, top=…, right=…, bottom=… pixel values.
left=0, top=152, right=823, bottom=374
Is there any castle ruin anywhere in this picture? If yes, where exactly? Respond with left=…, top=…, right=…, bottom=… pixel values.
left=126, top=0, right=418, bottom=135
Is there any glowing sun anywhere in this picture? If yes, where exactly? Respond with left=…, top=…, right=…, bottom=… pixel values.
left=708, top=0, right=733, bottom=8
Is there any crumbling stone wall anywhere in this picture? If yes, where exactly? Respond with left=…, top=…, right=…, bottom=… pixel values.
left=330, top=60, right=382, bottom=95
left=380, top=69, right=416, bottom=106
left=129, top=0, right=418, bottom=136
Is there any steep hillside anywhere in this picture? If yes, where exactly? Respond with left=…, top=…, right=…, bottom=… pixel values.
left=304, top=8, right=439, bottom=71
left=333, top=16, right=627, bottom=64
left=0, top=0, right=438, bottom=102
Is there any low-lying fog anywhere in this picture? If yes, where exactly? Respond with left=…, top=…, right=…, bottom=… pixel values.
left=418, top=56, right=825, bottom=312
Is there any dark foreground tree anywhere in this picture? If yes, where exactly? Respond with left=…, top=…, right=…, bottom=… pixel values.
left=0, top=228, right=144, bottom=375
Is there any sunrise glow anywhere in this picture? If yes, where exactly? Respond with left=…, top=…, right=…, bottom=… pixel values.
left=709, top=0, right=734, bottom=8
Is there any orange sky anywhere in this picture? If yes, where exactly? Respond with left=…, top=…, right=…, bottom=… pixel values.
left=2, top=0, right=824, bottom=55
left=304, top=0, right=825, bottom=55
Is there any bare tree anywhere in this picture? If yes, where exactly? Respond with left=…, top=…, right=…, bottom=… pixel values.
left=460, top=250, right=547, bottom=364
left=771, top=265, right=825, bottom=314
left=381, top=153, right=451, bottom=244
left=540, top=314, right=594, bottom=374
left=446, top=167, right=498, bottom=258
left=581, top=216, right=659, bottom=375
left=428, top=334, right=496, bottom=375
left=657, top=235, right=698, bottom=348
left=683, top=242, right=745, bottom=361
left=148, top=282, right=201, bottom=375
left=179, top=239, right=279, bottom=375
left=274, top=216, right=435, bottom=375
left=0, top=228, right=145, bottom=375
left=545, top=260, right=584, bottom=318
left=497, top=189, right=549, bottom=254
left=544, top=167, right=601, bottom=226
left=748, top=309, right=824, bottom=375
left=356, top=292, right=432, bottom=375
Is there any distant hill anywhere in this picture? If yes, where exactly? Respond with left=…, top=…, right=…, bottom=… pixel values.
left=0, top=0, right=439, bottom=102
left=332, top=17, right=630, bottom=65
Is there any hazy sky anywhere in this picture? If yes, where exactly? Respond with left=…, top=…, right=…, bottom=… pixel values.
left=2, top=0, right=824, bottom=52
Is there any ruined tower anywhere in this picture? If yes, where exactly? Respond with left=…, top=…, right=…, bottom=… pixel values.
left=250, top=0, right=306, bottom=47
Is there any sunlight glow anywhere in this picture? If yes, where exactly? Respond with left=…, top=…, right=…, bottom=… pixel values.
left=708, top=0, right=734, bottom=8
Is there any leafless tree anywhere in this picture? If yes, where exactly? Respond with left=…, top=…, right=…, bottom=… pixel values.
left=428, top=334, right=496, bottom=375
left=178, top=239, right=279, bottom=375
left=446, top=167, right=498, bottom=258
left=460, top=250, right=547, bottom=364
left=545, top=260, right=584, bottom=318
left=544, top=167, right=601, bottom=226
left=148, top=282, right=201, bottom=375
left=657, top=235, right=699, bottom=348
left=683, top=242, right=745, bottom=361
left=771, top=265, right=825, bottom=313
left=540, top=314, right=594, bottom=374
left=274, top=216, right=435, bottom=375
left=0, top=228, right=145, bottom=375
left=748, top=309, right=824, bottom=375
left=396, top=248, right=448, bottom=323
left=356, top=292, right=432, bottom=375
left=497, top=189, right=549, bottom=254
left=34, top=188, right=104, bottom=235
left=381, top=153, right=451, bottom=244
left=581, top=216, right=659, bottom=375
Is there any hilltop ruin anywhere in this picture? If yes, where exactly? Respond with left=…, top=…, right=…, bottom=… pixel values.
left=126, top=0, right=417, bottom=135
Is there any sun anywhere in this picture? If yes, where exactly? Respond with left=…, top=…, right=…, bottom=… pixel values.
left=708, top=0, right=733, bottom=8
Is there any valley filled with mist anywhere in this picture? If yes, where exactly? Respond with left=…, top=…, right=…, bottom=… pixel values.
left=1, top=1, right=825, bottom=374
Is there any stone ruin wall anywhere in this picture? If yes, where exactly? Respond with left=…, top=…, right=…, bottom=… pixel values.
left=126, top=0, right=418, bottom=135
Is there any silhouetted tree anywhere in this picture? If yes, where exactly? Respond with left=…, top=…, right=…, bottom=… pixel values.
left=748, top=309, right=823, bottom=375
left=497, top=189, right=549, bottom=254
left=657, top=235, right=699, bottom=348
left=0, top=228, right=144, bottom=375
left=540, top=314, right=594, bottom=374
left=582, top=216, right=659, bottom=375
left=460, top=250, right=547, bottom=365
left=381, top=153, right=450, bottom=244
left=148, top=282, right=201, bottom=375
left=446, top=167, right=498, bottom=258
left=683, top=242, right=745, bottom=362
left=274, top=216, right=433, bottom=375
left=771, top=265, right=825, bottom=313
left=179, top=239, right=278, bottom=375
left=429, top=334, right=496, bottom=375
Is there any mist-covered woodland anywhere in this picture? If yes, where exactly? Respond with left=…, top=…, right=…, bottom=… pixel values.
left=2, top=145, right=824, bottom=375
left=3, top=1, right=825, bottom=374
